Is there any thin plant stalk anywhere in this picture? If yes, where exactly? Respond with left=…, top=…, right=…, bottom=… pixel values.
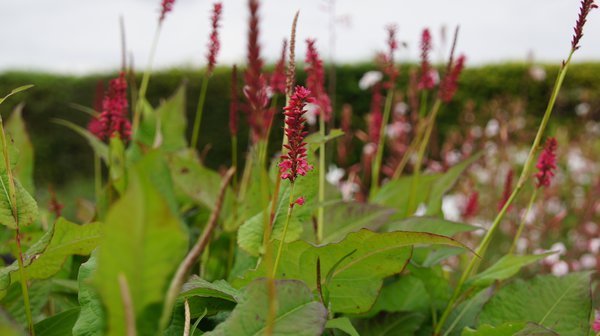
left=272, top=183, right=296, bottom=276
left=369, top=88, right=394, bottom=195
left=406, top=98, right=442, bottom=216
left=94, top=153, right=103, bottom=219
left=190, top=74, right=211, bottom=151
left=391, top=108, right=428, bottom=180
left=132, top=24, right=162, bottom=134
left=231, top=135, right=238, bottom=191
left=509, top=188, right=538, bottom=255
left=434, top=51, right=574, bottom=336
left=316, top=113, right=326, bottom=244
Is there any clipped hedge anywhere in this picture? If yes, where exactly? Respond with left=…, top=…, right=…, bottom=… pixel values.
left=0, top=63, right=598, bottom=187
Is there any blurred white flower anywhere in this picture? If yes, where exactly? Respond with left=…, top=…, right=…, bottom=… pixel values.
left=326, top=165, right=345, bottom=185
left=524, top=207, right=537, bottom=225
left=359, top=71, right=383, bottom=90
left=414, top=203, right=427, bottom=216
left=589, top=238, right=600, bottom=254
left=470, top=126, right=483, bottom=138
left=445, top=150, right=462, bottom=166
left=386, top=121, right=411, bottom=139
left=512, top=149, right=529, bottom=165
left=442, top=194, right=464, bottom=222
left=551, top=242, right=567, bottom=256
left=551, top=261, right=569, bottom=276
left=304, top=102, right=319, bottom=125
left=339, top=180, right=359, bottom=201
left=363, top=143, right=376, bottom=156
left=580, top=254, right=597, bottom=269
left=394, top=102, right=409, bottom=116
left=529, top=65, right=546, bottom=81
left=485, top=119, right=499, bottom=137
left=516, top=237, right=528, bottom=254
left=575, top=102, right=590, bottom=117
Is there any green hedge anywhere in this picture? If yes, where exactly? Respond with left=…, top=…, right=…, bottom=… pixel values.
left=0, top=63, right=598, bottom=187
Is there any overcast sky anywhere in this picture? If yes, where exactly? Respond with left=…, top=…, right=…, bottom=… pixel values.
left=1, top=0, right=599, bottom=74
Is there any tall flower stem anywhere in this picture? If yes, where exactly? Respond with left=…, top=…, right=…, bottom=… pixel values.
left=190, top=74, right=210, bottom=151
left=406, top=98, right=442, bottom=216
left=272, top=183, right=296, bottom=276
left=132, top=25, right=162, bottom=135
left=369, top=88, right=394, bottom=195
left=391, top=93, right=429, bottom=180
left=231, top=135, right=238, bottom=190
left=509, top=188, right=538, bottom=255
left=434, top=51, right=574, bottom=336
left=0, top=115, right=34, bottom=335
left=316, top=113, right=326, bottom=244
left=94, top=153, right=103, bottom=219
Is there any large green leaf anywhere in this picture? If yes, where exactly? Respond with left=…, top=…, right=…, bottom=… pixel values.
left=237, top=161, right=318, bottom=256
left=425, top=152, right=482, bottom=216
left=180, top=276, right=241, bottom=303
left=467, top=253, right=553, bottom=288
left=462, top=322, right=557, bottom=336
left=72, top=252, right=104, bottom=336
left=34, top=308, right=80, bottom=336
left=0, top=307, right=25, bottom=336
left=0, top=173, right=37, bottom=230
left=367, top=276, right=430, bottom=315
left=479, top=272, right=592, bottom=336
left=236, top=229, right=470, bottom=314
left=204, top=279, right=327, bottom=336
left=96, top=154, right=188, bottom=336
left=371, top=174, right=438, bottom=219
left=0, top=218, right=101, bottom=293
left=5, top=104, right=34, bottom=194
left=354, top=312, right=424, bottom=336
left=386, top=216, right=480, bottom=237
left=2, top=280, right=52, bottom=325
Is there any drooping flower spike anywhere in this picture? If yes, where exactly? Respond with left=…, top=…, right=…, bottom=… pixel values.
left=279, top=86, right=315, bottom=183
left=535, top=137, right=558, bottom=188
left=305, top=39, right=332, bottom=121
left=206, top=2, right=223, bottom=75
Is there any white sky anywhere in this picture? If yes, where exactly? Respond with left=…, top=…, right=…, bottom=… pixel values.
left=1, top=0, right=599, bottom=74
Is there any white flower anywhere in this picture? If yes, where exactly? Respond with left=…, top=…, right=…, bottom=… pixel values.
left=442, top=194, right=464, bottom=222
left=394, top=102, right=409, bottom=116
left=363, top=143, right=376, bottom=156
left=575, top=102, right=590, bottom=117
left=304, top=103, right=319, bottom=126
left=359, top=71, right=383, bottom=90
left=551, top=261, right=569, bottom=276
left=580, top=254, right=597, bottom=269
left=326, top=165, right=345, bottom=186
left=529, top=65, right=546, bottom=81
left=485, top=119, right=499, bottom=137
left=589, top=238, right=600, bottom=254
left=414, top=203, right=427, bottom=216
left=339, top=180, right=359, bottom=201
left=516, top=238, right=528, bottom=254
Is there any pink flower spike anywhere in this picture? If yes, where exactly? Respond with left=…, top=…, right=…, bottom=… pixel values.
left=535, top=137, right=558, bottom=188
left=418, top=28, right=435, bottom=91
left=439, top=54, right=466, bottom=103
left=159, top=0, right=176, bottom=23
left=98, top=72, right=131, bottom=142
left=206, top=2, right=223, bottom=75
left=305, top=39, right=332, bottom=121
left=571, top=0, right=598, bottom=51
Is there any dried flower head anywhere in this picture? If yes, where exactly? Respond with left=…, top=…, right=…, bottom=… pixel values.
left=279, top=86, right=315, bottom=183
left=159, top=0, right=176, bottom=23
left=418, top=28, right=435, bottom=90
left=571, top=0, right=598, bottom=51
left=206, top=2, right=223, bottom=75
left=98, top=72, right=131, bottom=141
left=439, top=54, right=466, bottom=103
left=535, top=137, right=558, bottom=188
left=229, top=65, right=239, bottom=136
left=270, top=39, right=287, bottom=95
left=305, top=39, right=332, bottom=121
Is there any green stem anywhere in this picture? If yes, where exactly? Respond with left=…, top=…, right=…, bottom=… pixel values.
left=272, top=183, right=296, bottom=277
left=231, top=135, right=238, bottom=191
left=190, top=74, right=210, bottom=151
left=94, top=153, right=103, bottom=219
left=317, top=113, right=326, bottom=244
left=370, top=88, right=395, bottom=196
left=132, top=24, right=162, bottom=135
left=509, top=188, right=538, bottom=255
left=406, top=99, right=442, bottom=217
left=391, top=114, right=427, bottom=180
left=434, top=51, right=574, bottom=336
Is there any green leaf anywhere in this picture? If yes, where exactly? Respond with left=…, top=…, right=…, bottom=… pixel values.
left=372, top=174, right=438, bottom=219
left=96, top=153, right=188, bottom=336
left=425, top=152, right=482, bottom=216
left=237, top=161, right=318, bottom=256
left=312, top=201, right=396, bottom=245
left=0, top=218, right=101, bottom=292
left=354, top=312, right=424, bottom=336
left=443, top=287, right=495, bottom=336
left=386, top=216, right=480, bottom=237
left=155, top=85, right=188, bottom=152
left=5, top=104, right=35, bottom=194
left=461, top=322, right=525, bottom=336
left=0, top=85, right=34, bottom=105
left=180, top=276, right=241, bottom=303
left=0, top=173, right=37, bottom=230
left=479, top=272, right=592, bottom=336
left=236, top=229, right=470, bottom=314
left=0, top=307, right=25, bottom=336
left=53, top=119, right=108, bottom=163
left=467, top=253, right=553, bottom=288
left=204, top=279, right=327, bottom=336
left=34, top=308, right=80, bottom=336
left=368, top=276, right=430, bottom=315
left=108, top=136, right=127, bottom=195
left=305, top=128, right=344, bottom=152
left=72, top=252, right=105, bottom=336
left=2, top=280, right=52, bottom=325
left=325, top=317, right=359, bottom=336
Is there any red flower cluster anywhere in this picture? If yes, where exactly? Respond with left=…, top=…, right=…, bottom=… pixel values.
left=535, top=137, right=558, bottom=188
left=206, top=2, right=223, bottom=75
left=279, top=86, right=314, bottom=182
left=229, top=65, right=238, bottom=136
left=439, top=54, right=466, bottom=103
left=97, top=72, right=131, bottom=141
left=418, top=28, right=435, bottom=90
left=305, top=39, right=332, bottom=121
left=381, top=24, right=399, bottom=89
left=243, top=0, right=270, bottom=142
left=462, top=191, right=479, bottom=219
left=159, top=0, right=176, bottom=23
left=270, top=39, right=287, bottom=95
left=571, top=0, right=598, bottom=51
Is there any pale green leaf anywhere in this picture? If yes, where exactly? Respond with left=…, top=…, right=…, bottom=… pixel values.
left=305, top=128, right=344, bottom=152
left=5, top=104, right=35, bottom=194
left=0, top=85, right=34, bottom=105
left=0, top=173, right=37, bottom=229
left=34, top=308, right=80, bottom=336
left=386, top=216, right=480, bottom=237
left=467, top=253, right=553, bottom=288
left=72, top=252, right=105, bottom=336
left=325, top=317, right=359, bottom=336
left=372, top=174, right=438, bottom=219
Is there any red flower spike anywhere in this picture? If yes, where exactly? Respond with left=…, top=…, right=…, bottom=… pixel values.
left=292, top=196, right=305, bottom=207
left=279, top=86, right=315, bottom=183
left=462, top=191, right=479, bottom=219
left=571, top=0, right=598, bottom=51
left=206, top=2, right=223, bottom=75
left=418, top=28, right=435, bottom=90
left=270, top=39, right=287, bottom=95
left=159, top=0, right=176, bottom=23
left=439, top=54, right=466, bottom=103
left=498, top=169, right=514, bottom=211
left=305, top=39, right=332, bottom=121
left=381, top=24, right=399, bottom=89
left=98, top=72, right=131, bottom=142
left=535, top=137, right=558, bottom=188
left=229, top=65, right=239, bottom=136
